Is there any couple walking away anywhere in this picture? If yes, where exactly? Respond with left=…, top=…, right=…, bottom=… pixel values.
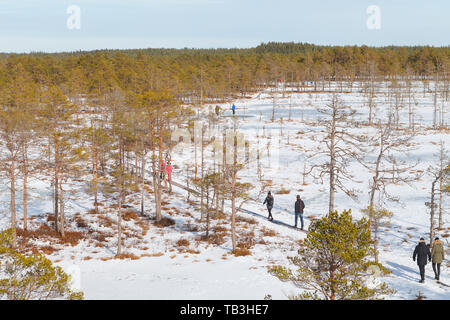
left=413, top=237, right=445, bottom=283
left=263, top=192, right=305, bottom=229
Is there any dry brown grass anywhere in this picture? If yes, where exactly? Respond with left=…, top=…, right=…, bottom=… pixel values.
left=97, top=215, right=115, bottom=228
left=100, top=257, right=113, bottom=261
left=275, top=188, right=290, bottom=195
left=236, top=216, right=257, bottom=225
left=17, top=224, right=85, bottom=247
left=153, top=217, right=176, bottom=228
left=115, top=253, right=140, bottom=260
left=176, top=239, right=190, bottom=247
left=122, top=210, right=139, bottom=221
left=257, top=239, right=267, bottom=245
left=87, top=208, right=99, bottom=215
left=212, top=225, right=228, bottom=233
left=183, top=222, right=199, bottom=232
left=208, top=232, right=226, bottom=245
left=40, top=245, right=58, bottom=255
left=233, top=247, right=251, bottom=257
left=261, top=227, right=276, bottom=237
left=136, top=220, right=150, bottom=236
left=211, top=212, right=227, bottom=220
left=147, top=252, right=164, bottom=257
left=74, top=214, right=89, bottom=229
left=92, top=230, right=114, bottom=243
left=185, top=249, right=200, bottom=254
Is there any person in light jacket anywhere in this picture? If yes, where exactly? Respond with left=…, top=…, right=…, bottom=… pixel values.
left=431, top=237, right=445, bottom=281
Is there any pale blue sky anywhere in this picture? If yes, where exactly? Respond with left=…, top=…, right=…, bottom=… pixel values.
left=0, top=0, right=448, bottom=53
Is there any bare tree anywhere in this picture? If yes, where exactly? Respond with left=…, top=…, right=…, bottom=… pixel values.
left=362, top=115, right=420, bottom=229
left=310, top=94, right=366, bottom=213
left=426, top=169, right=444, bottom=245
left=219, top=124, right=252, bottom=252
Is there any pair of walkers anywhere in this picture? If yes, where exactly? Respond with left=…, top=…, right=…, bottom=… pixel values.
left=159, top=159, right=173, bottom=189
left=262, top=192, right=305, bottom=229
left=413, top=237, right=445, bottom=283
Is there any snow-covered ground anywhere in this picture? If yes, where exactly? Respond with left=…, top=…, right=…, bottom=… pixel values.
left=1, top=81, right=449, bottom=300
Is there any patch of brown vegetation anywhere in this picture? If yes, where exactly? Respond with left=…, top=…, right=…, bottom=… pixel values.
left=74, top=214, right=89, bottom=229
left=236, top=216, right=257, bottom=225
left=148, top=252, right=164, bottom=257
left=115, top=253, right=140, bottom=260
left=97, top=215, right=115, bottom=228
left=40, top=245, right=58, bottom=255
left=212, top=225, right=228, bottom=233
left=100, top=257, right=113, bottom=261
left=17, top=224, right=85, bottom=247
left=233, top=247, right=251, bottom=257
left=153, top=217, right=176, bottom=228
left=208, top=231, right=226, bottom=245
left=176, top=239, right=190, bottom=247
left=183, top=222, right=199, bottom=232
left=275, top=188, right=290, bottom=195
left=261, top=227, right=276, bottom=237
left=134, top=219, right=149, bottom=236
left=122, top=210, right=139, bottom=221
left=185, top=249, right=200, bottom=254
left=87, top=208, right=99, bottom=215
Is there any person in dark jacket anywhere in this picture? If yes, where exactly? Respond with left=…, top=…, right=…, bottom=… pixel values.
left=294, top=195, right=305, bottom=230
left=263, top=191, right=274, bottom=221
left=413, top=238, right=432, bottom=283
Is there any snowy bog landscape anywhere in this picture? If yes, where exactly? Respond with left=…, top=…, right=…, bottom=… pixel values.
left=0, top=80, right=448, bottom=300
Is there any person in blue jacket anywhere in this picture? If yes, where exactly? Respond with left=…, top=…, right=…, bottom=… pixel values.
left=232, top=104, right=236, bottom=115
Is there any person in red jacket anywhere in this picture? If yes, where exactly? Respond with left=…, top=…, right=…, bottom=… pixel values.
left=160, top=159, right=166, bottom=182
left=165, top=161, right=173, bottom=191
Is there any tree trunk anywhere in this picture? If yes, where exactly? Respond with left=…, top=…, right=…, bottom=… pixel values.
left=117, top=189, right=123, bottom=256
left=54, top=168, right=59, bottom=233
left=141, top=149, right=145, bottom=216
left=328, top=112, right=336, bottom=213
left=200, top=130, right=205, bottom=221
left=22, top=143, right=28, bottom=232
left=59, top=184, right=65, bottom=237
left=10, top=159, right=17, bottom=248
left=430, top=174, right=441, bottom=244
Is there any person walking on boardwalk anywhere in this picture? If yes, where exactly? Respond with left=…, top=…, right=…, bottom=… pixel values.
left=431, top=237, right=445, bottom=281
left=160, top=159, right=166, bottom=183
left=263, top=191, right=274, bottom=221
left=413, top=237, right=432, bottom=283
left=294, top=195, right=305, bottom=230
left=165, top=161, right=173, bottom=192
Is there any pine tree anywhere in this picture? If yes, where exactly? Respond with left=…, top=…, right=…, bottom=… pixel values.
left=269, top=210, right=394, bottom=300
left=37, top=85, right=80, bottom=236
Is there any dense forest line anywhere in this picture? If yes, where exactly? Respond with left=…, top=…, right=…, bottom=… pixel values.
left=0, top=42, right=449, bottom=103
